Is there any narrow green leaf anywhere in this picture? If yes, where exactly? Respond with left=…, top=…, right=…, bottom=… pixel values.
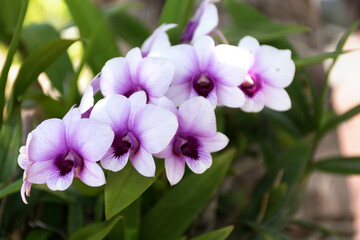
left=21, top=23, right=74, bottom=94
left=0, top=0, right=28, bottom=129
left=312, top=156, right=360, bottom=175
left=0, top=0, right=22, bottom=43
left=105, top=160, right=164, bottom=220
left=64, top=0, right=119, bottom=73
left=263, top=184, right=287, bottom=221
left=70, top=215, right=122, bottom=240
left=318, top=103, right=360, bottom=139
left=245, top=221, right=291, bottom=240
left=294, top=50, right=352, bottom=68
left=8, top=39, right=77, bottom=116
left=290, top=219, right=339, bottom=237
left=122, top=199, right=140, bottom=240
left=190, top=226, right=234, bottom=240
left=158, top=0, right=195, bottom=43
left=140, top=149, right=236, bottom=240
left=224, top=0, right=308, bottom=43
left=0, top=178, right=22, bottom=199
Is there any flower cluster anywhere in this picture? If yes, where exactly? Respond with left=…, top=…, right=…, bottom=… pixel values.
left=18, top=0, right=295, bottom=203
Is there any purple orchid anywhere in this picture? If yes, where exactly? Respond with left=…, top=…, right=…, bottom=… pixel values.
left=163, top=35, right=249, bottom=108
left=238, top=36, right=295, bottom=112
left=156, top=97, right=229, bottom=185
left=90, top=91, right=178, bottom=177
left=141, top=23, right=177, bottom=57
left=100, top=47, right=175, bottom=106
left=19, top=108, right=114, bottom=203
left=181, top=0, right=218, bottom=43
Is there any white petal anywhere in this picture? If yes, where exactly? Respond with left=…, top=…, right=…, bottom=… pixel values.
left=28, top=119, right=67, bottom=162
left=137, top=57, right=174, bottom=98
left=128, top=91, right=147, bottom=129
left=165, top=82, right=192, bottom=107
left=26, top=161, right=52, bottom=184
left=210, top=44, right=250, bottom=86
left=178, top=96, right=216, bottom=137
left=134, top=104, right=178, bottom=154
left=193, top=36, right=215, bottom=71
left=125, top=47, right=142, bottom=81
left=240, top=92, right=265, bottom=112
left=141, top=23, right=177, bottom=57
left=21, top=181, right=32, bottom=204
left=77, top=161, right=106, bottom=187
left=47, top=166, right=74, bottom=191
left=254, top=46, right=295, bottom=88
left=100, top=148, right=130, bottom=172
left=78, top=74, right=100, bottom=114
left=184, top=143, right=212, bottom=174
left=238, top=35, right=260, bottom=57
left=165, top=154, right=185, bottom=185
left=90, top=94, right=130, bottom=132
left=262, top=84, right=291, bottom=111
left=149, top=96, right=178, bottom=115
left=162, top=44, right=199, bottom=85
left=66, top=119, right=114, bottom=162
left=198, top=132, right=229, bottom=153
left=216, top=84, right=245, bottom=108
left=130, top=146, right=156, bottom=177
left=192, top=3, right=218, bottom=43
left=100, top=57, right=132, bottom=97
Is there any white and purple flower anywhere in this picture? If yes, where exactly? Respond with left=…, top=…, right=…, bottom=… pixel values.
left=141, top=23, right=177, bottom=57
left=78, top=74, right=100, bottom=118
left=163, top=35, right=249, bottom=108
left=19, top=108, right=114, bottom=203
left=90, top=91, right=178, bottom=177
left=238, top=36, right=295, bottom=112
left=157, top=97, right=229, bottom=185
left=100, top=47, right=175, bottom=106
left=181, top=0, right=218, bottom=43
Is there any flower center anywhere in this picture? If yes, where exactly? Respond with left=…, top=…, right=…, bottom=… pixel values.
left=193, top=74, right=214, bottom=98
left=55, top=152, right=77, bottom=176
left=239, top=74, right=262, bottom=98
left=174, top=136, right=200, bottom=160
left=112, top=132, right=139, bottom=158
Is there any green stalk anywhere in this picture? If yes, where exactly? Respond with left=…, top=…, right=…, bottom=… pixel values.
left=0, top=0, right=29, bottom=130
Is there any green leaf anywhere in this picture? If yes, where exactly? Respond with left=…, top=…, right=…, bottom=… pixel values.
left=0, top=0, right=22, bottom=43
left=224, top=0, right=308, bottom=43
left=158, top=0, right=195, bottom=43
left=0, top=0, right=28, bottom=129
left=8, top=39, right=77, bottom=116
left=190, top=226, right=234, bottom=240
left=21, top=23, right=74, bottom=94
left=245, top=221, right=291, bottom=240
left=64, top=0, right=119, bottom=73
left=105, top=160, right=164, bottom=220
left=108, top=11, right=151, bottom=47
left=121, top=199, right=140, bottom=240
left=312, top=156, right=360, bottom=175
left=70, top=215, right=122, bottom=240
left=318, top=103, right=360, bottom=139
left=294, top=50, right=352, bottom=68
left=140, top=149, right=236, bottom=240
left=263, top=184, right=288, bottom=221
left=0, top=178, right=22, bottom=199
left=290, top=219, right=339, bottom=237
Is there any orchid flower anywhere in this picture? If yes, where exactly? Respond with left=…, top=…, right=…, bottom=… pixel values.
left=157, top=97, right=229, bottom=185
left=18, top=133, right=33, bottom=204
left=238, top=36, right=295, bottom=112
left=163, top=35, right=249, bottom=108
left=141, top=23, right=177, bottom=57
left=181, top=0, right=219, bottom=43
left=100, top=47, right=175, bottom=106
left=19, top=108, right=114, bottom=203
left=90, top=91, right=178, bottom=177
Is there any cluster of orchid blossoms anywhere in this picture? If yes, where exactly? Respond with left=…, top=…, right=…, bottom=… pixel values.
left=18, top=0, right=295, bottom=203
